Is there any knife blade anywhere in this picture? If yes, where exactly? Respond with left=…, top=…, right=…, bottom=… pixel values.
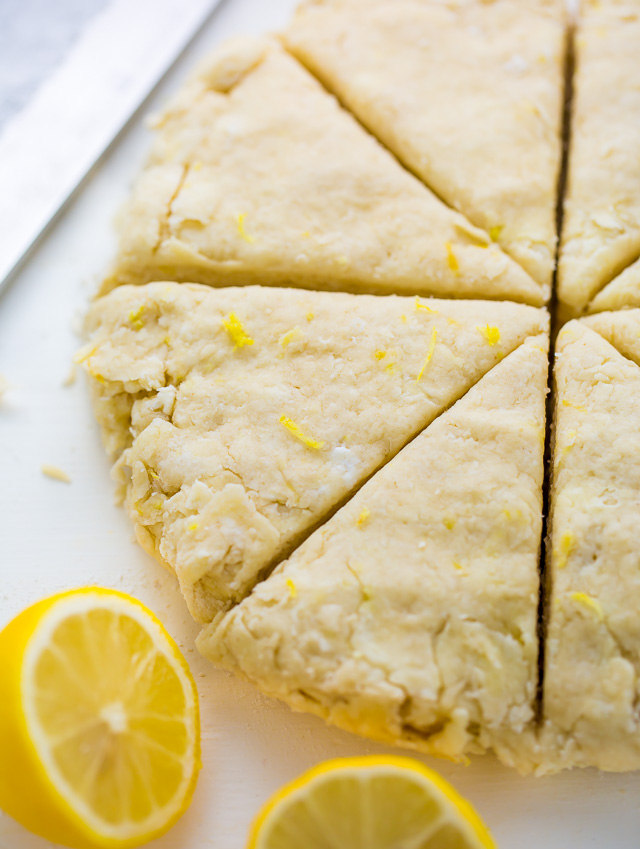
left=0, top=0, right=222, bottom=293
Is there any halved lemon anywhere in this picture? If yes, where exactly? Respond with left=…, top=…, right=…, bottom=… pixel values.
left=247, top=755, right=496, bottom=849
left=0, top=588, right=200, bottom=848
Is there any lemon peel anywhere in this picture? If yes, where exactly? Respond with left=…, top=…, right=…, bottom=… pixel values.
left=236, top=213, right=255, bottom=243
left=416, top=327, right=438, bottom=382
left=246, top=756, right=496, bottom=849
left=356, top=507, right=370, bottom=527
left=279, top=416, right=325, bottom=449
left=571, top=592, right=604, bottom=621
left=0, top=588, right=200, bottom=849
left=222, top=313, right=254, bottom=349
left=555, top=532, right=574, bottom=569
left=445, top=241, right=459, bottom=272
left=478, top=325, right=501, bottom=346
left=128, top=305, right=146, bottom=330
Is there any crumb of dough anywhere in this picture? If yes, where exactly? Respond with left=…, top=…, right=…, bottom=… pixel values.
left=62, top=364, right=77, bottom=387
left=41, top=464, right=71, bottom=484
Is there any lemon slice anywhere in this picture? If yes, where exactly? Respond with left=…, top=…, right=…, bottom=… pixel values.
left=247, top=756, right=496, bottom=849
left=0, top=588, right=200, bottom=849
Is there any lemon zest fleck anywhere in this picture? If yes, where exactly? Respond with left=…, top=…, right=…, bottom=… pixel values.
left=445, top=241, right=459, bottom=273
left=279, top=327, right=303, bottom=350
left=280, top=416, right=325, bottom=449
left=187, top=521, right=198, bottom=532
left=374, top=350, right=386, bottom=361
left=41, top=464, right=71, bottom=484
left=306, top=312, right=314, bottom=322
left=444, top=517, right=456, bottom=530
left=74, top=344, right=97, bottom=364
left=478, top=324, right=501, bottom=346
left=416, top=327, right=438, bottom=382
left=556, top=532, right=574, bottom=569
left=562, top=399, right=586, bottom=412
left=301, top=230, right=310, bottom=238
left=222, top=313, right=254, bottom=349
left=400, top=314, right=407, bottom=323
left=128, top=305, right=146, bottom=331
left=286, top=579, right=297, bottom=598
left=357, top=507, right=370, bottom=527
left=415, top=296, right=437, bottom=313
left=489, top=225, right=503, bottom=242
left=453, top=561, right=464, bottom=571
left=384, top=362, right=396, bottom=374
left=236, top=213, right=255, bottom=243
left=571, top=592, right=603, bottom=621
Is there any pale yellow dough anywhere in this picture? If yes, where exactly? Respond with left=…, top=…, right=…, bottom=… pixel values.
left=286, top=0, right=566, bottom=290
left=543, top=314, right=640, bottom=771
left=80, top=283, right=547, bottom=624
left=589, top=255, right=640, bottom=314
left=105, top=36, right=543, bottom=305
left=558, top=1, right=640, bottom=313
left=200, top=335, right=549, bottom=768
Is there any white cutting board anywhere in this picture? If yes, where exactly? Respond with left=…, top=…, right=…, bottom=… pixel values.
left=1, top=1, right=639, bottom=846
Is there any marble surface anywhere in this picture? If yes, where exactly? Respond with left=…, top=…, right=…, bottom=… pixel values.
left=0, top=0, right=108, bottom=129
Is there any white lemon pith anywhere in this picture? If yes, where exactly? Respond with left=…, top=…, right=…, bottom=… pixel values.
left=247, top=756, right=496, bottom=849
left=0, top=588, right=200, bottom=849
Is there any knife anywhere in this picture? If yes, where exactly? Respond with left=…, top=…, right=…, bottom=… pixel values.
left=0, top=0, right=222, bottom=293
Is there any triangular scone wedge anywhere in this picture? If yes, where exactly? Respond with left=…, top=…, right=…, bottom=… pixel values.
left=200, top=335, right=549, bottom=767
left=104, top=36, right=543, bottom=305
left=589, top=256, right=640, bottom=314
left=79, top=283, right=548, bottom=624
left=542, top=317, right=640, bottom=772
left=286, top=0, right=566, bottom=290
left=558, top=3, right=640, bottom=314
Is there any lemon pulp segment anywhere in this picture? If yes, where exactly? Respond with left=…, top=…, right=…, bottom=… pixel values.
left=247, top=756, right=495, bottom=849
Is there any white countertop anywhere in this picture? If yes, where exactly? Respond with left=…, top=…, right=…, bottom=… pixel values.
left=1, top=1, right=640, bottom=847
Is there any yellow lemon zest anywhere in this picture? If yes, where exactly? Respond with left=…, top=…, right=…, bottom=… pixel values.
left=445, top=241, right=459, bottom=272
left=73, top=344, right=97, bottom=364
left=400, top=314, right=407, bottom=323
left=187, top=521, right=198, bottom=532
left=444, top=517, right=456, bottom=530
left=556, top=532, right=574, bottom=569
left=306, top=312, right=314, bottom=321
left=453, top=561, right=464, bottom=571
left=478, top=324, right=501, bottom=346
left=279, top=327, right=303, bottom=350
left=128, top=305, right=146, bottom=330
left=416, top=327, right=438, bottom=382
left=571, top=592, right=604, bottom=621
left=280, top=416, right=325, bottom=449
left=236, top=213, right=255, bottom=243
left=286, top=579, right=297, bottom=598
left=374, top=350, right=386, bottom=360
left=384, top=362, right=396, bottom=374
left=562, top=398, right=586, bottom=412
left=489, top=225, right=503, bottom=242
left=222, top=313, right=254, bottom=348
left=414, top=296, right=437, bottom=314
left=357, top=507, right=370, bottom=527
